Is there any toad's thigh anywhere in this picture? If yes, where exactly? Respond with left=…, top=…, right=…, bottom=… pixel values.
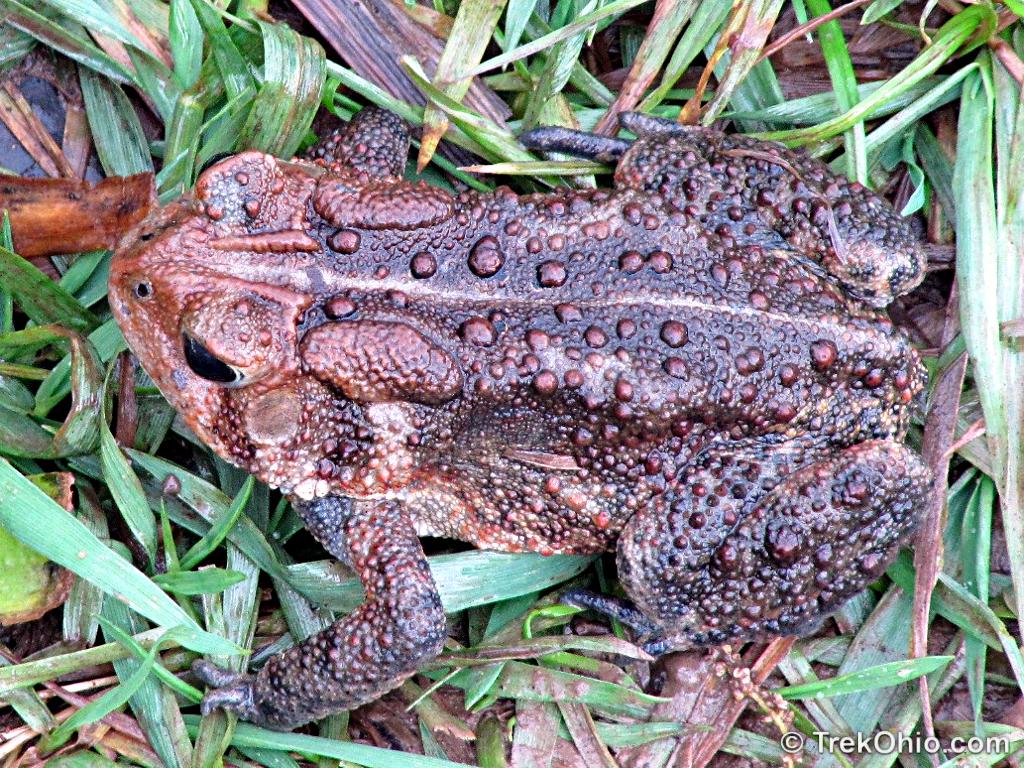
left=618, top=439, right=930, bottom=649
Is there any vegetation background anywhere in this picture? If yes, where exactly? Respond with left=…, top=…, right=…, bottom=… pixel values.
left=0, top=0, right=1022, bottom=766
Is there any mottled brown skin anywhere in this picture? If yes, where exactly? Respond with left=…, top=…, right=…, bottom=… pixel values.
left=109, top=108, right=931, bottom=728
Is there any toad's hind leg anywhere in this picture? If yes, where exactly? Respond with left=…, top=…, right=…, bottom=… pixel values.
left=615, top=440, right=930, bottom=652
left=610, top=112, right=925, bottom=306
left=194, top=498, right=445, bottom=728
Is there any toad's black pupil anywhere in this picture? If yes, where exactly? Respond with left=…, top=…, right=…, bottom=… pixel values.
left=182, top=334, right=240, bottom=384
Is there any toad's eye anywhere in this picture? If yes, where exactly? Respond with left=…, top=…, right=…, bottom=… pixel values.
left=183, top=333, right=243, bottom=385
left=133, top=281, right=153, bottom=299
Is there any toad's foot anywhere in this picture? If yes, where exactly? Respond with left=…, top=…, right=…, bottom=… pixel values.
left=612, top=112, right=926, bottom=305
left=307, top=107, right=411, bottom=179
left=194, top=498, right=446, bottom=729
left=193, top=661, right=260, bottom=722
left=561, top=588, right=659, bottom=634
left=617, top=440, right=930, bottom=649
left=519, top=126, right=631, bottom=164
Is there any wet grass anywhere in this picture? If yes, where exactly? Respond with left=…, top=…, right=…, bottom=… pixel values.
left=0, top=1, right=1023, bottom=766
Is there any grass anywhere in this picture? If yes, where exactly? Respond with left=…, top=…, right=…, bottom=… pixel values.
left=0, top=0, right=1023, bottom=766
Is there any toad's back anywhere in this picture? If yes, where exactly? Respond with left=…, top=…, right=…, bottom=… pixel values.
left=292, top=157, right=923, bottom=454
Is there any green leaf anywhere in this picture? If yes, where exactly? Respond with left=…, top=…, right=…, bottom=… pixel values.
left=0, top=331, right=101, bottom=459
left=285, top=550, right=595, bottom=614
left=179, top=475, right=253, bottom=570
left=861, top=0, right=904, bottom=25
left=36, top=0, right=151, bottom=56
left=189, top=719, right=481, bottom=768
left=43, top=752, right=119, bottom=768
left=99, top=419, right=157, bottom=563
left=79, top=68, right=154, bottom=176
left=807, top=0, right=866, bottom=182
left=0, top=247, right=99, bottom=332
left=0, top=476, right=66, bottom=621
left=418, top=0, right=508, bottom=167
left=127, top=449, right=295, bottom=584
left=34, top=318, right=125, bottom=417
left=1, top=0, right=136, bottom=84
left=462, top=0, right=649, bottom=78
left=153, top=568, right=247, bottom=595
left=42, top=629, right=172, bottom=751
left=169, top=0, right=203, bottom=88
left=503, top=0, right=536, bottom=51
left=237, top=20, right=325, bottom=157
left=779, top=656, right=954, bottom=700
left=187, top=0, right=255, bottom=102
left=756, top=5, right=997, bottom=147
left=0, top=459, right=239, bottom=656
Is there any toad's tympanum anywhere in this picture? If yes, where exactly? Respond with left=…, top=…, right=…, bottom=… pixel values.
left=109, top=109, right=931, bottom=728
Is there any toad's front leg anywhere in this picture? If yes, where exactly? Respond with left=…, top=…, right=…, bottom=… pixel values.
left=194, top=498, right=446, bottom=728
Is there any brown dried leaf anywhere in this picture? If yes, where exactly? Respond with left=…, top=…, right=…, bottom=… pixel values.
left=0, top=82, right=73, bottom=178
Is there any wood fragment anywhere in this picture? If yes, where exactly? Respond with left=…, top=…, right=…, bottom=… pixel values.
left=0, top=173, right=156, bottom=257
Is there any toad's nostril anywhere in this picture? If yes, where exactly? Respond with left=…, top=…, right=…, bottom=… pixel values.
left=134, top=281, right=153, bottom=299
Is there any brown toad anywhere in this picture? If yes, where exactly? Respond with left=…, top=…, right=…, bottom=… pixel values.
left=108, top=109, right=931, bottom=728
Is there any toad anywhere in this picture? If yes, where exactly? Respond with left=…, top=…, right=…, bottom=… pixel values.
left=108, top=108, right=931, bottom=728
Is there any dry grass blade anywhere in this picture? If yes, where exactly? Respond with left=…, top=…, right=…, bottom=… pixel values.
left=699, top=0, right=785, bottom=124
left=594, top=0, right=697, bottom=134
left=0, top=82, right=73, bottom=177
left=991, top=50, right=1024, bottom=671
left=914, top=286, right=967, bottom=740
left=418, top=0, right=507, bottom=170
left=290, top=0, right=510, bottom=124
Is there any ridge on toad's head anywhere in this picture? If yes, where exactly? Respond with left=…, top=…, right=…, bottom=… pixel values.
left=108, top=156, right=383, bottom=501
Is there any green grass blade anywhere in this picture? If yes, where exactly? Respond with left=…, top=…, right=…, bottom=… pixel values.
left=755, top=5, right=997, bottom=146
left=179, top=475, right=253, bottom=570
left=0, top=246, right=99, bottom=332
left=187, top=720, right=476, bottom=768
left=418, top=0, right=507, bottom=168
left=99, top=418, right=158, bottom=563
left=284, top=550, right=594, bottom=614
left=0, top=459, right=239, bottom=655
left=41, top=631, right=166, bottom=751
left=779, top=656, right=953, bottom=700
left=806, top=0, right=866, bottom=182
left=462, top=0, right=648, bottom=78
left=152, top=568, right=246, bottom=595
left=169, top=0, right=202, bottom=88
left=237, top=20, right=325, bottom=157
